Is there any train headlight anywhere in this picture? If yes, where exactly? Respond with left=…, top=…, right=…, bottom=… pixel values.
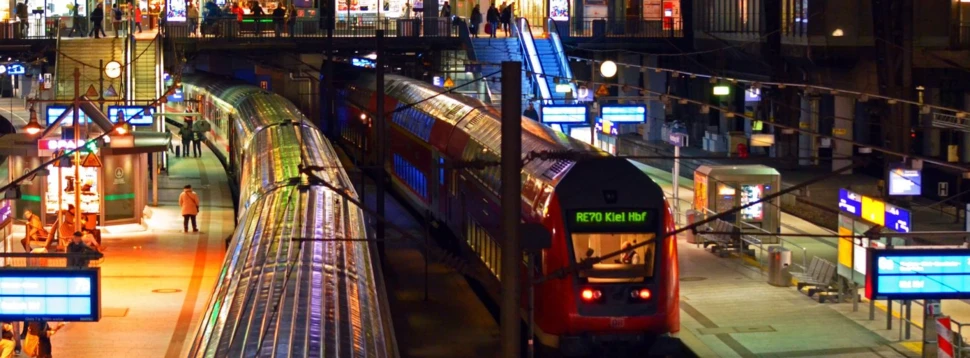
left=581, top=288, right=602, bottom=302
left=631, top=288, right=652, bottom=300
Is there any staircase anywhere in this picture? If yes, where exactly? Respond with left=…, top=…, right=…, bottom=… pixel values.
left=469, top=37, right=532, bottom=111
left=56, top=38, right=125, bottom=101
left=534, top=38, right=569, bottom=102
left=132, top=37, right=159, bottom=101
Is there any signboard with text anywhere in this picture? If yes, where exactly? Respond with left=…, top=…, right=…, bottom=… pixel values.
left=838, top=189, right=912, bottom=233
left=567, top=209, right=657, bottom=232
left=107, top=106, right=154, bottom=126
left=866, top=249, right=970, bottom=300
left=541, top=105, right=588, bottom=124
left=0, top=268, right=101, bottom=322
left=888, top=167, right=921, bottom=196
left=600, top=105, right=647, bottom=123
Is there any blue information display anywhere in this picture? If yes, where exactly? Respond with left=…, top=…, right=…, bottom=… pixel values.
left=167, top=88, right=184, bottom=103
left=7, top=63, right=26, bottom=75
left=888, top=168, right=922, bottom=196
left=600, top=105, right=647, bottom=123
left=0, top=268, right=101, bottom=321
left=838, top=189, right=862, bottom=217
left=107, top=106, right=154, bottom=126
left=45, top=106, right=94, bottom=126
left=866, top=249, right=970, bottom=300
left=884, top=204, right=911, bottom=233
left=541, top=105, right=587, bottom=124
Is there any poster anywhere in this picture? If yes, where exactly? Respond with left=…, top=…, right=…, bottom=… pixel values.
left=167, top=0, right=187, bottom=21
left=549, top=0, right=568, bottom=21
left=739, top=184, right=763, bottom=221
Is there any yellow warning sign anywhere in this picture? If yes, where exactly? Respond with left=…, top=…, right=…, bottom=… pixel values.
left=80, top=152, right=103, bottom=168
left=443, top=77, right=455, bottom=88
left=85, top=85, right=98, bottom=97
left=104, top=84, right=118, bottom=97
left=596, top=84, right=609, bottom=96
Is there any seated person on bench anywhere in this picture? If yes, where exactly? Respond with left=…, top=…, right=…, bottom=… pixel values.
left=20, top=210, right=50, bottom=252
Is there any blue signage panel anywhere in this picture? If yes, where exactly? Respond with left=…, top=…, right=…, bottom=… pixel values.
left=45, top=106, right=93, bottom=126
left=838, top=189, right=862, bottom=217
left=541, top=105, right=587, bottom=124
left=167, top=88, right=184, bottom=103
left=888, top=168, right=922, bottom=196
left=351, top=58, right=376, bottom=69
left=884, top=204, right=912, bottom=233
left=7, top=63, right=25, bottom=75
left=866, top=249, right=970, bottom=300
left=107, top=106, right=154, bottom=126
left=0, top=268, right=101, bottom=321
left=601, top=105, right=647, bottom=123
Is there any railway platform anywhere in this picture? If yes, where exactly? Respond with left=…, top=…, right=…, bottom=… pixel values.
left=0, top=143, right=233, bottom=357
left=335, top=149, right=501, bottom=358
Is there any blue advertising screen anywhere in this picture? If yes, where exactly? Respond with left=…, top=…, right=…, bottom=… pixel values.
left=884, top=204, right=912, bottom=233
left=838, top=189, right=862, bottom=217
left=45, top=106, right=93, bottom=126
left=541, top=105, right=587, bottom=124
left=888, top=168, right=921, bottom=196
left=600, top=105, right=647, bottom=123
left=0, top=268, right=101, bottom=321
left=107, top=106, right=154, bottom=126
left=866, top=249, right=970, bottom=300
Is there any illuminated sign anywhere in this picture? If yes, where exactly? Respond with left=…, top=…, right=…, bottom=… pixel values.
left=0, top=200, right=10, bottom=228
left=351, top=58, right=376, bottom=68
left=601, top=105, right=647, bottom=123
left=595, top=119, right=618, bottom=136
left=888, top=168, right=922, bottom=196
left=6, top=63, right=25, bottom=75
left=866, top=249, right=970, bottom=300
left=107, top=106, right=154, bottom=126
left=567, top=209, right=656, bottom=232
left=861, top=196, right=885, bottom=226
left=838, top=189, right=862, bottom=216
left=0, top=268, right=101, bottom=322
left=713, top=85, right=730, bottom=96
left=745, top=88, right=761, bottom=102
left=38, top=139, right=97, bottom=153
left=884, top=204, right=911, bottom=233
left=541, top=105, right=587, bottom=124
left=167, top=0, right=187, bottom=21
left=167, top=88, right=184, bottom=103
left=432, top=76, right=443, bottom=87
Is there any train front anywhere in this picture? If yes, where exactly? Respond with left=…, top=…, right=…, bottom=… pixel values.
left=537, top=157, right=680, bottom=356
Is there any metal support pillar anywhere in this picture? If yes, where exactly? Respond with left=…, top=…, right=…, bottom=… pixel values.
left=376, top=30, right=386, bottom=256
left=499, top=61, right=523, bottom=358
left=887, top=300, right=892, bottom=330
left=672, top=144, right=680, bottom=225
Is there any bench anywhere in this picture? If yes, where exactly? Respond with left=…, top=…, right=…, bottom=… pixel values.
left=699, top=219, right=740, bottom=258
left=794, top=257, right=839, bottom=302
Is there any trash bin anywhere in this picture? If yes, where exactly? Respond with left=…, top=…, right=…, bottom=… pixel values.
left=685, top=210, right=700, bottom=244
left=767, top=246, right=792, bottom=287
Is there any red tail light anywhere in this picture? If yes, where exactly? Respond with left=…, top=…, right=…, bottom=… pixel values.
left=581, top=288, right=602, bottom=302
left=638, top=289, right=652, bottom=300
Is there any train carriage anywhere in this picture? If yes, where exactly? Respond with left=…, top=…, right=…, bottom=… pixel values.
left=335, top=69, right=680, bottom=356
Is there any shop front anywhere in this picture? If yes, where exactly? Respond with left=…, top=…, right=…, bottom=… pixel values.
left=335, top=0, right=408, bottom=23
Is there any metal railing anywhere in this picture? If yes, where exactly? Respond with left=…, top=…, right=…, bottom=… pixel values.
left=0, top=251, right=104, bottom=268
left=0, top=18, right=59, bottom=39
left=164, top=17, right=458, bottom=40
left=569, top=18, right=683, bottom=38
left=739, top=219, right=809, bottom=272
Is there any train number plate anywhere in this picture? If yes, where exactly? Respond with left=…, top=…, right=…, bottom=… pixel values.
left=609, top=318, right=626, bottom=328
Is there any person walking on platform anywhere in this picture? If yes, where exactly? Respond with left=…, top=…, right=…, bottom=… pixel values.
left=111, top=3, right=123, bottom=38
left=67, top=2, right=85, bottom=37
left=178, top=125, right=192, bottom=157
left=179, top=185, right=200, bottom=233
left=192, top=129, right=203, bottom=157
left=89, top=3, right=106, bottom=38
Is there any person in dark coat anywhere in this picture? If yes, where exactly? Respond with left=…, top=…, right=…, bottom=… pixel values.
left=486, top=3, right=499, bottom=38
left=89, top=3, right=106, bottom=38
left=523, top=103, right=538, bottom=121
left=469, top=4, right=481, bottom=37
left=500, top=2, right=512, bottom=35
left=272, top=4, right=284, bottom=37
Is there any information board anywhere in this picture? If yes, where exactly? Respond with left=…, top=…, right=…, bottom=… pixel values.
left=838, top=189, right=862, bottom=216
left=567, top=209, right=656, bottom=233
left=45, top=105, right=94, bottom=126
left=107, top=106, right=154, bottom=126
left=866, top=249, right=970, bottom=300
left=600, top=105, right=647, bottom=123
left=541, top=105, right=587, bottom=124
left=888, top=168, right=922, bottom=196
left=838, top=188, right=913, bottom=233
left=0, top=268, right=101, bottom=322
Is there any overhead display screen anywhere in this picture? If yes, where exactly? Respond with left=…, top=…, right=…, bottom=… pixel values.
left=0, top=268, right=101, bottom=322
left=46, top=106, right=93, bottom=126
left=600, top=105, right=647, bottom=123
left=866, top=249, right=970, bottom=300
left=107, top=106, right=154, bottom=126
left=567, top=209, right=656, bottom=233
left=888, top=168, right=921, bottom=196
left=838, top=189, right=861, bottom=217
left=541, top=105, right=587, bottom=124
left=884, top=204, right=911, bottom=233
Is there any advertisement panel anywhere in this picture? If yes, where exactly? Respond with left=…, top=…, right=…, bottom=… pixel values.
left=102, top=154, right=136, bottom=222
left=107, top=106, right=154, bottom=126
left=167, top=0, right=187, bottom=22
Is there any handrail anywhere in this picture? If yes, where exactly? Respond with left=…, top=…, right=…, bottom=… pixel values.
left=738, top=219, right=809, bottom=271
left=546, top=18, right=577, bottom=101
left=515, top=17, right=551, bottom=102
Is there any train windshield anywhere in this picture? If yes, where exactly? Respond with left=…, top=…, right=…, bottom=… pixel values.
left=567, top=209, right=659, bottom=283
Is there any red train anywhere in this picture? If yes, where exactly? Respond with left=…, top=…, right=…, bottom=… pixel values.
left=335, top=71, right=680, bottom=356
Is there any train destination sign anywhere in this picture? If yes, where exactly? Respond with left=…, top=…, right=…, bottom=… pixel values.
left=0, top=268, right=101, bottom=322
left=865, top=249, right=970, bottom=300
left=568, top=209, right=656, bottom=232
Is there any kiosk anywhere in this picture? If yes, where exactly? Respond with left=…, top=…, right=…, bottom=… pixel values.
left=693, top=165, right=781, bottom=242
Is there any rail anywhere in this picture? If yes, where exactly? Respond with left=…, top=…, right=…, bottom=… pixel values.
left=569, top=17, right=683, bottom=38
left=0, top=251, right=104, bottom=268
left=164, top=17, right=458, bottom=40
left=515, top=17, right=551, bottom=103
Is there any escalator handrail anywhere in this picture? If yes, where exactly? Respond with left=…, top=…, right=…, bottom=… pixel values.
left=547, top=18, right=577, bottom=102
left=515, top=17, right=552, bottom=103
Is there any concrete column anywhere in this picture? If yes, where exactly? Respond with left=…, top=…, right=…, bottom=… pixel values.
left=644, top=55, right=665, bottom=141
left=833, top=95, right=855, bottom=174
left=798, top=95, right=812, bottom=166
left=923, top=88, right=942, bottom=158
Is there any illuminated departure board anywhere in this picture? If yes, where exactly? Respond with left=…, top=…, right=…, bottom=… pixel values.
left=0, top=268, right=101, bottom=321
left=866, top=249, right=970, bottom=300
left=567, top=209, right=656, bottom=232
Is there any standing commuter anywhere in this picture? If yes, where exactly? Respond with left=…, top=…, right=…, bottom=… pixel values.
left=89, top=3, right=106, bottom=38
left=500, top=2, right=512, bottom=35
left=469, top=4, right=481, bottom=37
left=486, top=3, right=499, bottom=38
left=272, top=4, right=284, bottom=37
left=179, top=125, right=192, bottom=157
left=179, top=185, right=200, bottom=233
left=0, top=322, right=14, bottom=358
left=133, top=6, right=143, bottom=33
left=111, top=3, right=123, bottom=37
left=192, top=128, right=203, bottom=157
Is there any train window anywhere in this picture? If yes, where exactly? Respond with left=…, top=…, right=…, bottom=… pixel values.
left=439, top=158, right=445, bottom=186
left=571, top=233, right=655, bottom=283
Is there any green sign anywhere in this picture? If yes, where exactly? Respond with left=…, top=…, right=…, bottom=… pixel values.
left=568, top=209, right=656, bottom=232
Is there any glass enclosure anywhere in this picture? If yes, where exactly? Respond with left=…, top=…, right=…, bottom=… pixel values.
left=571, top=232, right=655, bottom=283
